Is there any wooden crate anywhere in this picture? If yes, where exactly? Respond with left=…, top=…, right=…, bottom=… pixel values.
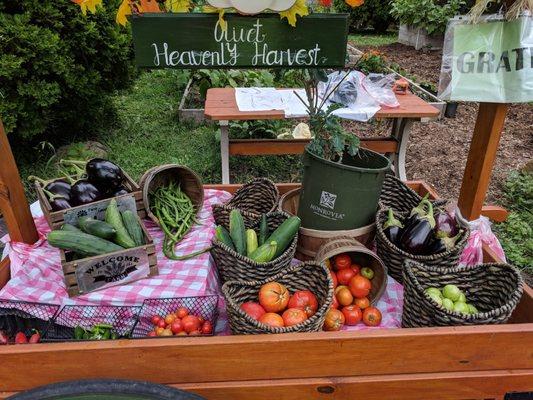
left=35, top=171, right=145, bottom=230
left=60, top=214, right=158, bottom=297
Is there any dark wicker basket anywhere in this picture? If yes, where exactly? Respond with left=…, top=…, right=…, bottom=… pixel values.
left=211, top=210, right=298, bottom=283
left=379, top=174, right=446, bottom=213
left=375, top=208, right=469, bottom=284
left=402, top=260, right=524, bottom=327
left=222, top=262, right=333, bottom=335
left=213, top=178, right=279, bottom=228
left=0, top=301, right=59, bottom=341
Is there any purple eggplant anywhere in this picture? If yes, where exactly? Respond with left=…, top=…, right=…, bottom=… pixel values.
left=44, top=179, right=72, bottom=202
left=427, top=232, right=462, bottom=254
left=434, top=211, right=459, bottom=238
left=107, top=186, right=129, bottom=197
left=50, top=197, right=72, bottom=211
left=71, top=180, right=102, bottom=206
left=383, top=209, right=404, bottom=244
left=399, top=200, right=436, bottom=255
left=86, top=159, right=124, bottom=191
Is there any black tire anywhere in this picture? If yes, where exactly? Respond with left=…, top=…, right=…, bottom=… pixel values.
left=8, top=379, right=206, bottom=400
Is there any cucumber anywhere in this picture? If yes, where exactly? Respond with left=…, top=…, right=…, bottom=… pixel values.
left=250, top=241, right=277, bottom=263
left=215, top=226, right=234, bottom=250
left=229, top=209, right=246, bottom=255
left=78, top=216, right=116, bottom=240
left=266, top=216, right=301, bottom=258
left=61, top=224, right=83, bottom=233
left=246, top=229, right=258, bottom=257
left=48, top=230, right=124, bottom=256
left=121, top=210, right=144, bottom=247
left=258, top=214, right=269, bottom=246
left=105, top=199, right=136, bottom=248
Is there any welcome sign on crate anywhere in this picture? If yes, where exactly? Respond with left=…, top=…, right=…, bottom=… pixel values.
left=131, top=13, right=349, bottom=69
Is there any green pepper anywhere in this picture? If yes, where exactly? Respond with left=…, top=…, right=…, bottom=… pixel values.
left=74, top=326, right=85, bottom=340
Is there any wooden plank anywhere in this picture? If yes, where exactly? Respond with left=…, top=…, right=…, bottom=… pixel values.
left=481, top=205, right=509, bottom=222
left=228, top=139, right=398, bottom=156
left=458, top=103, right=509, bottom=220
left=177, top=370, right=533, bottom=400
left=0, top=120, right=38, bottom=244
left=0, top=258, right=9, bottom=289
left=0, top=324, right=531, bottom=392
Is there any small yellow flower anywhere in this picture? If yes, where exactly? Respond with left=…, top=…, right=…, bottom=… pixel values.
left=72, top=0, right=103, bottom=15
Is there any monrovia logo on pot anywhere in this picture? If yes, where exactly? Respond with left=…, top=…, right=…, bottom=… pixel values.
left=320, top=191, right=337, bottom=210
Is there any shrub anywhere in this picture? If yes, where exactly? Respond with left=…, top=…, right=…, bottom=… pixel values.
left=0, top=0, right=134, bottom=142
left=333, top=0, right=395, bottom=33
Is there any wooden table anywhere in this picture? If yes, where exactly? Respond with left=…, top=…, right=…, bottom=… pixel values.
left=204, top=88, right=441, bottom=184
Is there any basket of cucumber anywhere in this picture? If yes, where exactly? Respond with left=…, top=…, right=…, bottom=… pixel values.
left=47, top=198, right=158, bottom=297
left=211, top=210, right=300, bottom=283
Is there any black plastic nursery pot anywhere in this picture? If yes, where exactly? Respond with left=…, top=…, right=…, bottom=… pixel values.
left=297, top=147, right=391, bottom=230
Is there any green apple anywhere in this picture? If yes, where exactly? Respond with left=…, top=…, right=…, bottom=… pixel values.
left=467, top=304, right=479, bottom=314
left=425, top=287, right=442, bottom=299
left=442, top=298, right=454, bottom=311
left=457, top=292, right=467, bottom=303
left=427, top=291, right=443, bottom=306
left=453, top=302, right=469, bottom=315
left=360, top=267, right=374, bottom=280
left=442, top=285, right=462, bottom=302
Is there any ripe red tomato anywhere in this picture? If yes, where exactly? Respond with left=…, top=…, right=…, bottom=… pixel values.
left=201, top=321, right=213, bottom=335
left=147, top=331, right=157, bottom=337
left=170, top=319, right=183, bottom=334
left=323, top=309, right=345, bottom=331
left=176, top=307, right=189, bottom=319
left=164, top=314, right=176, bottom=325
left=151, top=315, right=162, bottom=326
left=331, top=294, right=339, bottom=309
left=182, top=315, right=201, bottom=333
left=363, top=307, right=382, bottom=327
left=334, top=254, right=352, bottom=271
left=335, top=286, right=354, bottom=307
left=189, top=330, right=201, bottom=336
left=336, top=268, right=356, bottom=286
left=240, top=302, right=266, bottom=320
left=288, top=290, right=318, bottom=318
left=259, top=312, right=285, bottom=328
left=156, top=319, right=166, bottom=329
left=350, top=264, right=361, bottom=276
left=349, top=275, right=372, bottom=299
left=282, top=308, right=308, bottom=327
left=197, top=316, right=205, bottom=325
left=342, top=305, right=363, bottom=326
left=176, top=331, right=188, bottom=336
left=354, top=297, right=370, bottom=309
left=155, top=327, right=165, bottom=336
left=330, top=270, right=338, bottom=289
left=259, top=282, right=290, bottom=313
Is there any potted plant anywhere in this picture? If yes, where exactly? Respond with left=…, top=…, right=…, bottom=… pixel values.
left=294, top=70, right=391, bottom=231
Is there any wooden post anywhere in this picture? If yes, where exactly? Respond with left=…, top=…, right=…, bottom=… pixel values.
left=457, top=103, right=509, bottom=221
left=0, top=120, right=39, bottom=244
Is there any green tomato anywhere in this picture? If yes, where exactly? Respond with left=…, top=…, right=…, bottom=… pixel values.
left=442, top=285, right=462, bottom=302
left=467, top=304, right=479, bottom=314
left=442, top=298, right=454, bottom=311
left=360, top=267, right=374, bottom=280
left=457, top=292, right=467, bottom=303
left=427, top=291, right=443, bottom=307
left=453, top=302, right=469, bottom=315
left=425, top=287, right=442, bottom=299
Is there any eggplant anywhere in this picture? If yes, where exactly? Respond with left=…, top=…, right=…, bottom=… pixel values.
left=383, top=209, right=404, bottom=244
left=44, top=179, right=72, bottom=202
left=399, top=200, right=436, bottom=255
left=434, top=211, right=459, bottom=238
left=426, top=232, right=462, bottom=254
left=86, top=158, right=124, bottom=190
left=107, top=186, right=129, bottom=197
left=71, top=180, right=102, bottom=206
left=50, top=197, right=72, bottom=211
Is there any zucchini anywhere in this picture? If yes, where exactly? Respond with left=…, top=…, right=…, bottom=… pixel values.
left=266, top=216, right=301, bottom=258
left=250, top=241, right=277, bottom=263
left=121, top=210, right=144, bottom=247
left=229, top=209, right=246, bottom=255
left=215, top=226, right=234, bottom=250
left=61, top=224, right=82, bottom=233
left=47, top=230, right=124, bottom=256
left=105, top=199, right=136, bottom=248
left=246, top=229, right=258, bottom=257
left=258, top=214, right=269, bottom=246
left=78, top=216, right=116, bottom=240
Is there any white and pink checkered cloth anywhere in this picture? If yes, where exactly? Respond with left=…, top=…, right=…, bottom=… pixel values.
left=0, top=188, right=404, bottom=334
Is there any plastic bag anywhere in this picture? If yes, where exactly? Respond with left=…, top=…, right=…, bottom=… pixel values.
left=459, top=215, right=507, bottom=266
left=361, top=73, right=400, bottom=108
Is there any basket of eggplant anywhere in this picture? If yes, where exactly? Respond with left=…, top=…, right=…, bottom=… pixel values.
left=31, top=158, right=144, bottom=229
left=375, top=197, right=470, bottom=284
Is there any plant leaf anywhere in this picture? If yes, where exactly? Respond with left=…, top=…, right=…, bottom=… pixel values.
left=279, top=0, right=309, bottom=27
left=166, top=0, right=192, bottom=12
left=116, top=0, right=132, bottom=26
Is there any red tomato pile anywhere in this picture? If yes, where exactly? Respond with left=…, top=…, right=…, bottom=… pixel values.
left=240, top=282, right=319, bottom=328
left=0, top=330, right=40, bottom=345
left=324, top=253, right=383, bottom=331
left=147, top=307, right=213, bottom=337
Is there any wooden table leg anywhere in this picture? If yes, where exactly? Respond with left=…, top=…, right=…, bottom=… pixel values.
left=390, top=118, right=414, bottom=181
left=219, top=120, right=230, bottom=184
left=458, top=103, right=509, bottom=221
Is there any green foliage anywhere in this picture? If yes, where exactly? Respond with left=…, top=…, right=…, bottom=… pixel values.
left=390, top=0, right=465, bottom=35
left=348, top=33, right=397, bottom=47
left=0, top=0, right=134, bottom=141
left=230, top=120, right=291, bottom=140
left=494, top=171, right=533, bottom=273
left=193, top=69, right=275, bottom=99
left=356, top=50, right=389, bottom=74
left=334, top=0, right=395, bottom=33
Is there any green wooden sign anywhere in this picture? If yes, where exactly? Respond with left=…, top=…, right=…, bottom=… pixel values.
left=131, top=13, right=349, bottom=69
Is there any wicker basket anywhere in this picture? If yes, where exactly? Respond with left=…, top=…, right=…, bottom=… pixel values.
left=211, top=211, right=297, bottom=283
left=222, top=262, right=333, bottom=335
left=375, top=208, right=469, bottom=284
left=402, top=260, right=524, bottom=327
left=139, top=164, right=204, bottom=229
left=213, top=178, right=279, bottom=228
left=379, top=174, right=446, bottom=213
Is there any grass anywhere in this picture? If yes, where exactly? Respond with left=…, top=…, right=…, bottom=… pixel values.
left=348, top=32, right=397, bottom=47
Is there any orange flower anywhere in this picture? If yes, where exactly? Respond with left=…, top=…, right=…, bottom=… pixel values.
left=345, top=0, right=364, bottom=7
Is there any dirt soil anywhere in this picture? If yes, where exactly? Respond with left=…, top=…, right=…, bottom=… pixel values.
left=356, top=42, right=533, bottom=204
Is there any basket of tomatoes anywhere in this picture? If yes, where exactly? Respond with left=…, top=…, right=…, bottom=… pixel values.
left=222, top=262, right=333, bottom=334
